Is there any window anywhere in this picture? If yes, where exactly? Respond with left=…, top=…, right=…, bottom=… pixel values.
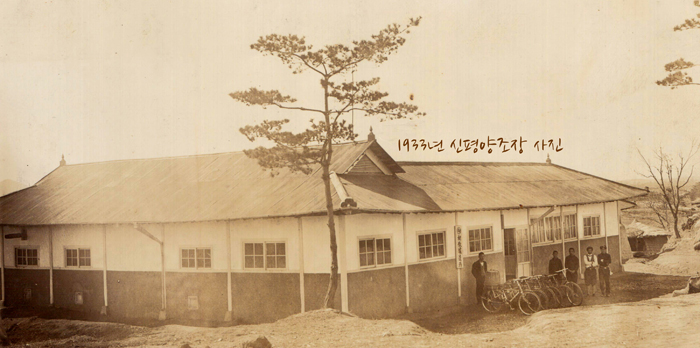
left=583, top=216, right=601, bottom=237
left=359, top=238, right=392, bottom=267
left=418, top=231, right=445, bottom=260
left=532, top=216, right=562, bottom=243
left=15, top=248, right=38, bottom=267
left=530, top=219, right=545, bottom=244
left=545, top=216, right=562, bottom=241
left=563, top=214, right=577, bottom=239
left=468, top=227, right=493, bottom=253
left=181, top=248, right=211, bottom=269
left=516, top=228, right=530, bottom=262
left=65, top=248, right=91, bottom=267
left=244, top=242, right=286, bottom=269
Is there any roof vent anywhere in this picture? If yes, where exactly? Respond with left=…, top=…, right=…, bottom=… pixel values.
left=545, top=154, right=551, bottom=164
left=59, top=154, right=66, bottom=166
left=368, top=126, right=375, bottom=142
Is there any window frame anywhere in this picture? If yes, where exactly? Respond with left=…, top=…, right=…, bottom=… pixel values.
left=467, top=225, right=494, bottom=254
left=179, top=246, right=213, bottom=270
left=563, top=213, right=578, bottom=240
left=416, top=230, right=447, bottom=261
left=64, top=246, right=92, bottom=268
left=358, top=235, right=393, bottom=269
left=14, top=246, right=39, bottom=268
left=242, top=240, right=288, bottom=271
left=582, top=215, right=602, bottom=238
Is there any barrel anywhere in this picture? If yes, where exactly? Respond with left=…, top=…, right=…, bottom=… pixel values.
left=485, top=270, right=501, bottom=286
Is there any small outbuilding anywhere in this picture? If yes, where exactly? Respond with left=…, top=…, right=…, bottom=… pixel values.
left=625, top=219, right=671, bottom=256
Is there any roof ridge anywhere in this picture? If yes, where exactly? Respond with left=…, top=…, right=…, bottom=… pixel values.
left=59, top=140, right=371, bottom=168
left=397, top=161, right=548, bottom=166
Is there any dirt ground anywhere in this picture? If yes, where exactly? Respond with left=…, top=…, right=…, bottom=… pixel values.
left=403, top=272, right=688, bottom=334
left=1, top=271, right=692, bottom=348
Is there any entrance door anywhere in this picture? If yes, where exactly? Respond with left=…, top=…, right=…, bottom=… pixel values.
left=504, top=228, right=517, bottom=280
left=515, top=227, right=532, bottom=277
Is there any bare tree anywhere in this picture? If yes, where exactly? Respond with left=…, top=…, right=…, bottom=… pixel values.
left=230, top=18, right=424, bottom=308
left=637, top=142, right=699, bottom=238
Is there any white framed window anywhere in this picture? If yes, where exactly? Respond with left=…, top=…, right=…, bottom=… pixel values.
left=583, top=216, right=601, bottom=237
left=563, top=214, right=577, bottom=239
left=418, top=231, right=446, bottom=260
left=359, top=237, right=392, bottom=267
left=15, top=247, right=39, bottom=267
left=545, top=216, right=562, bottom=241
left=468, top=226, right=493, bottom=253
left=530, top=219, right=545, bottom=244
left=180, top=248, right=212, bottom=269
left=244, top=242, right=286, bottom=269
left=65, top=248, right=91, bottom=268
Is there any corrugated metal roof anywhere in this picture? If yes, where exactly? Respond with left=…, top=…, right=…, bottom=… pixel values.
left=340, top=162, right=647, bottom=212
left=0, top=141, right=647, bottom=225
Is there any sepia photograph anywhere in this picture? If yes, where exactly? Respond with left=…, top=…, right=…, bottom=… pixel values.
left=1, top=1, right=700, bottom=347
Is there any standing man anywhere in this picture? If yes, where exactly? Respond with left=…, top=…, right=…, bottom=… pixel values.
left=472, top=252, right=488, bottom=305
left=564, top=248, right=579, bottom=283
left=583, top=246, right=598, bottom=296
left=598, top=245, right=612, bottom=297
left=549, top=250, right=563, bottom=275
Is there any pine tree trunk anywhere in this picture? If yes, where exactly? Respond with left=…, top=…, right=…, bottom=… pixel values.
left=321, top=77, right=339, bottom=309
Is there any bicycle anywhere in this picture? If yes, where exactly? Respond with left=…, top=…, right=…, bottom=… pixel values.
left=554, top=268, right=584, bottom=306
left=482, top=278, right=542, bottom=315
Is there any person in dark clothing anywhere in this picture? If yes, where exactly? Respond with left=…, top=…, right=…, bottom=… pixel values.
left=472, top=252, right=488, bottom=304
left=598, top=245, right=612, bottom=296
left=549, top=250, right=564, bottom=275
left=564, top=248, right=579, bottom=283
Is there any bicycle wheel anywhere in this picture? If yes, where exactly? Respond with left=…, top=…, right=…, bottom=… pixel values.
left=544, top=287, right=561, bottom=308
left=534, top=289, right=549, bottom=310
left=481, top=290, right=504, bottom=313
left=518, top=291, right=541, bottom=316
left=565, top=282, right=584, bottom=306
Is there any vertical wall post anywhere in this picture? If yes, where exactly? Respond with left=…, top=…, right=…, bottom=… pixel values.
left=603, top=202, right=609, bottom=250
left=1, top=225, right=5, bottom=306
left=617, top=200, right=623, bottom=266
left=337, top=214, right=349, bottom=313
left=560, top=206, right=565, bottom=259
left=576, top=205, right=583, bottom=276
left=225, top=221, right=233, bottom=321
left=298, top=217, right=305, bottom=313
left=158, top=224, right=166, bottom=320
left=101, top=225, right=108, bottom=315
left=526, top=208, right=533, bottom=275
left=402, top=213, right=410, bottom=312
left=48, top=226, right=54, bottom=306
left=454, top=212, right=461, bottom=299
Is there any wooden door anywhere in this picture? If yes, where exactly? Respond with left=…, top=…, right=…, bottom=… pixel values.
left=516, top=227, right=532, bottom=277
left=504, top=228, right=517, bottom=280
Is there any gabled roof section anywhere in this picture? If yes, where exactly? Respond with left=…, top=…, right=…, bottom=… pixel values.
left=333, top=140, right=404, bottom=175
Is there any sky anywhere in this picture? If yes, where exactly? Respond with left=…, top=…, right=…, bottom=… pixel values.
left=1, top=0, right=699, bottom=186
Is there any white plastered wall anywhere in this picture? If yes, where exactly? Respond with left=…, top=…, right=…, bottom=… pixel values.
left=231, top=217, right=300, bottom=272
left=3, top=226, right=50, bottom=269
left=300, top=215, right=333, bottom=274
left=51, top=225, right=105, bottom=269
left=405, top=213, right=456, bottom=264
left=105, top=224, right=162, bottom=272
left=164, top=221, right=228, bottom=271
left=577, top=203, right=605, bottom=239
left=604, top=202, right=619, bottom=236
left=458, top=210, right=503, bottom=256
left=344, top=214, right=404, bottom=272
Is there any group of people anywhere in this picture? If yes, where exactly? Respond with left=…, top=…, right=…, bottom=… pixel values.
left=549, top=246, right=612, bottom=297
left=471, top=245, right=613, bottom=306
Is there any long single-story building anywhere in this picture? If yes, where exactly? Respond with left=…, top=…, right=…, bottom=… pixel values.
left=0, top=135, right=646, bottom=323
